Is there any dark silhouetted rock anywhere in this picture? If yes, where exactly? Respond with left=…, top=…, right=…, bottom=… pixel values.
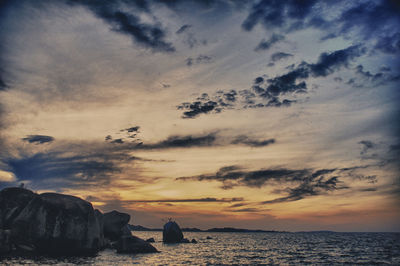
left=0, top=229, right=11, bottom=254
left=0, top=188, right=38, bottom=229
left=191, top=239, right=197, bottom=243
left=146, top=237, right=155, bottom=243
left=116, top=235, right=158, bottom=254
left=10, top=192, right=102, bottom=255
left=94, top=209, right=106, bottom=249
left=163, top=221, right=184, bottom=243
left=206, top=236, right=212, bottom=239
left=103, top=211, right=131, bottom=241
left=181, top=238, right=190, bottom=243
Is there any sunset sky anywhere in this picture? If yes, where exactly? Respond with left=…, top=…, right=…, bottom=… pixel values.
left=0, top=0, right=399, bottom=232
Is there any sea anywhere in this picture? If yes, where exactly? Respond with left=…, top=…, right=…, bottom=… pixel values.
left=1, top=231, right=399, bottom=265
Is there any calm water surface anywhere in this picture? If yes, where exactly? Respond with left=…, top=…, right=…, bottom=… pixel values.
left=1, top=232, right=399, bottom=265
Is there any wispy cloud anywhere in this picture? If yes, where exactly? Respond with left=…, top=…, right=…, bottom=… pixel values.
left=22, top=135, right=55, bottom=144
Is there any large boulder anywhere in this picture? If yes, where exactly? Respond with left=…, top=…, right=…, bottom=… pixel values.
left=10, top=192, right=102, bottom=255
left=0, top=229, right=11, bottom=254
left=163, top=221, right=183, bottom=243
left=103, top=210, right=131, bottom=241
left=0, top=187, right=38, bottom=229
left=116, top=235, right=158, bottom=254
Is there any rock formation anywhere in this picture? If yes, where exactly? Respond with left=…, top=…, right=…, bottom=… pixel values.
left=163, top=221, right=184, bottom=243
left=0, top=187, right=157, bottom=256
left=116, top=235, right=158, bottom=253
left=103, top=210, right=131, bottom=241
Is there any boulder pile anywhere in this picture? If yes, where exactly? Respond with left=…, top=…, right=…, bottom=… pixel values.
left=0, top=187, right=157, bottom=256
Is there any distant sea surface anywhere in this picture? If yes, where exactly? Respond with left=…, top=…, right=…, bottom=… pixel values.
left=2, top=232, right=399, bottom=265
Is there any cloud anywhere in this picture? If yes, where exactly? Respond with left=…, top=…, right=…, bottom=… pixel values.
left=177, top=166, right=355, bottom=203
left=177, top=100, right=220, bottom=118
left=107, top=129, right=276, bottom=149
left=124, top=197, right=243, bottom=203
left=254, top=34, right=285, bottom=51
left=349, top=65, right=400, bottom=87
left=229, top=208, right=260, bottom=213
left=241, top=0, right=400, bottom=55
left=375, top=32, right=400, bottom=54
left=5, top=151, right=123, bottom=189
left=67, top=0, right=175, bottom=52
left=0, top=170, right=16, bottom=183
left=231, top=135, right=275, bottom=147
left=186, top=54, right=214, bottom=66
left=308, top=45, right=366, bottom=77
left=177, top=44, right=367, bottom=118
left=176, top=24, right=192, bottom=34
left=271, top=52, right=293, bottom=62
left=0, top=69, right=7, bottom=91
left=139, top=133, right=217, bottom=149
left=242, top=0, right=321, bottom=32
left=124, top=126, right=140, bottom=133
left=338, top=1, right=400, bottom=41
left=22, top=135, right=55, bottom=144
left=264, top=66, right=309, bottom=96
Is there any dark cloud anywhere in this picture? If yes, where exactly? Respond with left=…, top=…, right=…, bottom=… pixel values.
left=177, top=165, right=332, bottom=188
left=177, top=165, right=360, bottom=202
left=254, top=34, right=284, bottom=51
left=261, top=176, right=343, bottom=204
left=67, top=0, right=175, bottom=52
left=176, top=24, right=192, bottom=34
left=338, top=0, right=400, bottom=40
left=0, top=69, right=7, bottom=91
left=124, top=126, right=140, bottom=133
left=124, top=197, right=243, bottom=203
left=4, top=150, right=132, bottom=189
left=242, top=0, right=321, bottom=32
left=352, top=65, right=400, bottom=87
left=254, top=77, right=264, bottom=84
left=111, top=138, right=124, bottom=144
left=139, top=133, right=217, bottom=149
left=264, top=66, right=309, bottom=96
left=375, top=32, right=400, bottom=54
left=231, top=135, right=275, bottom=147
left=22, top=135, right=55, bottom=144
left=178, top=44, right=366, bottom=118
left=186, top=54, right=213, bottom=66
left=308, top=45, right=366, bottom=77
left=271, top=52, right=293, bottom=62
left=229, top=208, right=260, bottom=212
left=241, top=0, right=400, bottom=56
left=177, top=100, right=220, bottom=118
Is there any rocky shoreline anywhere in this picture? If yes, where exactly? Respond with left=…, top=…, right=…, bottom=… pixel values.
left=0, top=187, right=157, bottom=256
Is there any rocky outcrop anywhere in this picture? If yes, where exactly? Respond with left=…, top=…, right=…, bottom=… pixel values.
left=146, top=237, right=155, bottom=243
left=0, top=188, right=38, bottom=229
left=10, top=192, right=102, bottom=255
left=0, top=229, right=11, bottom=254
left=0, top=187, right=157, bottom=256
left=103, top=210, right=131, bottom=241
left=116, top=235, right=158, bottom=254
left=163, top=221, right=184, bottom=243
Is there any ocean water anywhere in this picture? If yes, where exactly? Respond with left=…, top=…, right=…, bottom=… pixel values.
left=1, top=231, right=399, bottom=265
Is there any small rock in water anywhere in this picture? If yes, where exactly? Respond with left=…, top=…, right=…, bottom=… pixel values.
left=206, top=236, right=212, bottom=239
left=146, top=237, right=155, bottom=243
left=181, top=238, right=190, bottom=243
left=163, top=221, right=184, bottom=243
left=191, top=239, right=197, bottom=243
left=116, top=235, right=158, bottom=254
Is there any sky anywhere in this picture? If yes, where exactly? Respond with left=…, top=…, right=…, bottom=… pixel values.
left=0, top=0, right=399, bottom=232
